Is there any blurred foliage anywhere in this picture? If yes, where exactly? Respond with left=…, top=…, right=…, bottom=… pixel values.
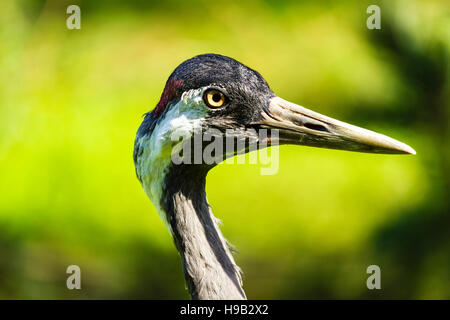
left=0, top=0, right=448, bottom=299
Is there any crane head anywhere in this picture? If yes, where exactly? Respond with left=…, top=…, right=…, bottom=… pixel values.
left=135, top=53, right=414, bottom=168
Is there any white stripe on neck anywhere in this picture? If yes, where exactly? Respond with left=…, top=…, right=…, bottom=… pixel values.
left=135, top=88, right=209, bottom=231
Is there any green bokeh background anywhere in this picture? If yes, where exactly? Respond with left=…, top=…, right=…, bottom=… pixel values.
left=0, top=0, right=448, bottom=299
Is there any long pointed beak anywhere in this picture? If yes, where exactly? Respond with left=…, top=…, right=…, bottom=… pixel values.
left=254, top=96, right=416, bottom=154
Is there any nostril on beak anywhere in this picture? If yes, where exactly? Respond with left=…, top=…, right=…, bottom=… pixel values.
left=304, top=123, right=329, bottom=133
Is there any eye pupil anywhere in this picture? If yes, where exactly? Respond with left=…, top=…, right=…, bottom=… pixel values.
left=212, top=93, right=221, bottom=103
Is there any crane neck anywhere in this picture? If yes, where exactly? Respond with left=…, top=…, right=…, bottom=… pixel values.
left=161, top=164, right=246, bottom=300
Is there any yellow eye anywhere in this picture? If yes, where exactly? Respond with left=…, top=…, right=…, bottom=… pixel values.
left=203, top=89, right=227, bottom=108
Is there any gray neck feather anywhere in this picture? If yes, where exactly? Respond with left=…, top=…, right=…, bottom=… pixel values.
left=162, top=166, right=246, bottom=300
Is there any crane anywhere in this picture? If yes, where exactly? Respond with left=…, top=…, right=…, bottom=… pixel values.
left=133, top=54, right=415, bottom=300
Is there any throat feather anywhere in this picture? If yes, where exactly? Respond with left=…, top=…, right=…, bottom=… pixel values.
left=162, top=165, right=245, bottom=300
